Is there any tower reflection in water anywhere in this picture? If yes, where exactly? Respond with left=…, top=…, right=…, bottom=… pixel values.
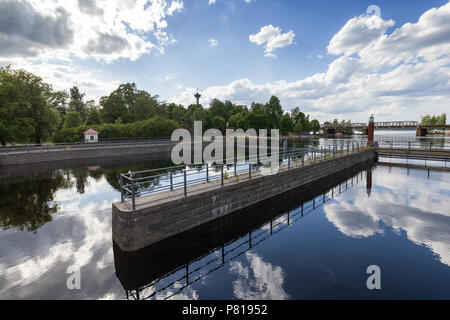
left=113, top=161, right=375, bottom=300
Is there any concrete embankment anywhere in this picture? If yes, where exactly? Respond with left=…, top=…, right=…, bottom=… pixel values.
left=0, top=142, right=178, bottom=167
left=112, top=148, right=376, bottom=252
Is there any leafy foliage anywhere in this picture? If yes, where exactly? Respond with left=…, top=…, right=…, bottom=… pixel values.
left=1, top=66, right=322, bottom=143
left=421, top=114, right=446, bottom=126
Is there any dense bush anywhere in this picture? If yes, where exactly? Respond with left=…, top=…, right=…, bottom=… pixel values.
left=54, top=117, right=181, bottom=143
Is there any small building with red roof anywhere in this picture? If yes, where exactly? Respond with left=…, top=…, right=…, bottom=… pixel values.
left=83, top=128, right=99, bottom=143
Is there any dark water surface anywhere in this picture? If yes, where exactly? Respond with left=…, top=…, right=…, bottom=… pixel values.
left=0, top=136, right=449, bottom=299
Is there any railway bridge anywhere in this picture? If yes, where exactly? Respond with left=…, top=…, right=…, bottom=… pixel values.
left=321, top=121, right=450, bottom=136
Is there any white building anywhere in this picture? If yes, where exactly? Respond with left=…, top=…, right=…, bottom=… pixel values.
left=83, top=128, right=99, bottom=143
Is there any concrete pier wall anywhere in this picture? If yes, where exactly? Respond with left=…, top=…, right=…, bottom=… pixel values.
left=112, top=149, right=376, bottom=251
left=113, top=159, right=374, bottom=291
left=0, top=142, right=177, bottom=167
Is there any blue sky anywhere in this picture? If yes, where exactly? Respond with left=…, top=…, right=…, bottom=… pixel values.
left=1, top=0, right=449, bottom=122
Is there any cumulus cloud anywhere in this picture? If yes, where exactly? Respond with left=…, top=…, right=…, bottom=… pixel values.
left=249, top=25, right=295, bottom=58
left=175, top=2, right=450, bottom=122
left=3, top=60, right=120, bottom=102
left=0, top=0, right=184, bottom=62
left=0, top=1, right=73, bottom=58
left=209, top=38, right=218, bottom=47
left=327, top=15, right=395, bottom=56
left=208, top=0, right=216, bottom=5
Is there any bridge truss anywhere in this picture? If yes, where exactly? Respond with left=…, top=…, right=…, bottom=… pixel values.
left=321, top=121, right=419, bottom=130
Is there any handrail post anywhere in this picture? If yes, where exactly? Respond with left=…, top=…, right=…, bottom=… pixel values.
left=206, top=163, right=209, bottom=182
left=249, top=162, right=252, bottom=179
left=288, top=152, right=291, bottom=169
left=170, top=168, right=173, bottom=191
left=120, top=174, right=124, bottom=202
left=313, top=150, right=316, bottom=163
left=234, top=160, right=237, bottom=177
left=184, top=168, right=187, bottom=196
left=131, top=178, right=136, bottom=211
left=221, top=165, right=224, bottom=186
left=302, top=153, right=305, bottom=166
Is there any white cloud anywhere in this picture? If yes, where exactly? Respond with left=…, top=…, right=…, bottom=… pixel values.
left=2, top=59, right=120, bottom=101
left=209, top=38, right=218, bottom=47
left=0, top=0, right=184, bottom=62
left=327, top=15, right=395, bottom=57
left=249, top=25, right=295, bottom=58
left=208, top=0, right=216, bottom=5
left=244, top=0, right=252, bottom=3
left=175, top=3, right=450, bottom=122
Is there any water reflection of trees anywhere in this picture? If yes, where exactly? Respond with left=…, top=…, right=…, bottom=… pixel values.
left=0, top=172, right=69, bottom=232
left=0, top=159, right=173, bottom=233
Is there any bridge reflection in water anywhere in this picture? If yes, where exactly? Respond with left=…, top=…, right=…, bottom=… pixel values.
left=113, top=160, right=375, bottom=300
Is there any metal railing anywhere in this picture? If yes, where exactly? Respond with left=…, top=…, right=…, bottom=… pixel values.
left=120, top=141, right=369, bottom=210
left=125, top=170, right=365, bottom=300
left=375, top=141, right=450, bottom=150
left=0, top=138, right=173, bottom=155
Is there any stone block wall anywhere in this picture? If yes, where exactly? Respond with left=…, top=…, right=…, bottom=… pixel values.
left=113, top=149, right=376, bottom=251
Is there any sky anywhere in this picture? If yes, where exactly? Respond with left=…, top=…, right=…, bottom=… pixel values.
left=0, top=0, right=449, bottom=122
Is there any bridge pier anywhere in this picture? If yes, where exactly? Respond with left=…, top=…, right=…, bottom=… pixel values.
left=416, top=127, right=427, bottom=137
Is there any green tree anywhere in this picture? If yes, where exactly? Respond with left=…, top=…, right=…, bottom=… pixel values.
left=64, top=111, right=83, bottom=128
left=167, top=103, right=186, bottom=123
left=264, top=96, right=283, bottom=129
left=0, top=66, right=60, bottom=144
left=100, top=93, right=127, bottom=123
left=294, top=121, right=303, bottom=135
left=131, top=91, right=158, bottom=121
left=211, top=116, right=226, bottom=133
left=422, top=113, right=447, bottom=126
left=85, top=109, right=102, bottom=126
left=244, top=112, right=269, bottom=131
left=49, top=90, right=69, bottom=117
left=310, top=119, right=320, bottom=134
left=69, top=86, right=87, bottom=121
left=279, top=114, right=294, bottom=135
left=229, top=112, right=246, bottom=129
left=209, top=99, right=228, bottom=120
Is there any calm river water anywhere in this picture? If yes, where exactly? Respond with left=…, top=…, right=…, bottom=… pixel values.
left=0, top=134, right=449, bottom=299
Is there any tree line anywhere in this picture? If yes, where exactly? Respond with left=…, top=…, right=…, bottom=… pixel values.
left=420, top=114, right=446, bottom=126
left=0, top=66, right=321, bottom=144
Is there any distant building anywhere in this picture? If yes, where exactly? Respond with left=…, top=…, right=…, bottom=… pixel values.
left=83, top=128, right=99, bottom=143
